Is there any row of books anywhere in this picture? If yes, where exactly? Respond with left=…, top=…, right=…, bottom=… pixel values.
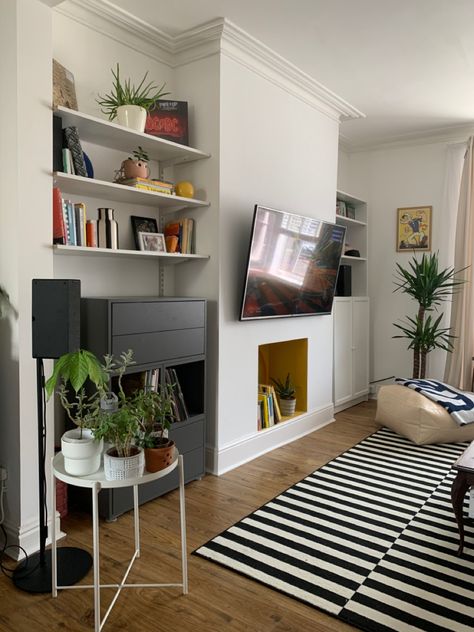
left=257, top=384, right=282, bottom=430
left=336, top=200, right=356, bottom=219
left=164, top=218, right=195, bottom=254
left=142, top=367, right=190, bottom=423
left=118, top=176, right=175, bottom=196
left=53, top=187, right=96, bottom=246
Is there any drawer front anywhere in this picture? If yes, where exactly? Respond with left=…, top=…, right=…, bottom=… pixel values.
left=112, top=301, right=205, bottom=336
left=112, top=328, right=204, bottom=365
left=170, top=419, right=204, bottom=453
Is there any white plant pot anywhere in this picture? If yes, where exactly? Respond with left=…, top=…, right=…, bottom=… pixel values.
left=115, top=105, right=147, bottom=132
left=61, top=429, right=103, bottom=476
left=104, top=447, right=144, bottom=481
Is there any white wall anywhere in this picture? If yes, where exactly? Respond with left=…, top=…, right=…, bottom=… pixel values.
left=214, top=54, right=339, bottom=472
left=339, top=141, right=464, bottom=383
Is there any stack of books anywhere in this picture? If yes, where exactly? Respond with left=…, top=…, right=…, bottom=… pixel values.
left=164, top=218, right=195, bottom=254
left=118, top=177, right=175, bottom=195
left=53, top=186, right=96, bottom=247
left=257, top=384, right=282, bottom=430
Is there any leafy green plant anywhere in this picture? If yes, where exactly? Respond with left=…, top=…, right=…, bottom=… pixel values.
left=128, top=146, right=149, bottom=162
left=96, top=63, right=170, bottom=120
left=45, top=349, right=109, bottom=438
left=270, top=373, right=296, bottom=400
left=393, top=252, right=465, bottom=378
left=136, top=382, right=176, bottom=449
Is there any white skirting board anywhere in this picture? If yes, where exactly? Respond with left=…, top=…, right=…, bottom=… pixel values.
left=2, top=512, right=65, bottom=560
left=206, top=404, right=335, bottom=476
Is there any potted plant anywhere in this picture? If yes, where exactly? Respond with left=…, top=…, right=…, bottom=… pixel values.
left=271, top=373, right=297, bottom=416
left=393, top=252, right=465, bottom=378
left=120, top=146, right=150, bottom=180
left=93, top=350, right=147, bottom=480
left=97, top=63, right=170, bottom=132
left=136, top=382, right=176, bottom=473
left=45, top=349, right=108, bottom=476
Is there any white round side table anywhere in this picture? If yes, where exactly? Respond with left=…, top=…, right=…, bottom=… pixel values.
left=51, top=448, right=187, bottom=632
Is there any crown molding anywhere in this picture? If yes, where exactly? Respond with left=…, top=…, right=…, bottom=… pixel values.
left=341, top=122, right=474, bottom=153
left=55, top=4, right=364, bottom=122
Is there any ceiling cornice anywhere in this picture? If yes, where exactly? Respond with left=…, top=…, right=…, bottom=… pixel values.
left=55, top=3, right=364, bottom=122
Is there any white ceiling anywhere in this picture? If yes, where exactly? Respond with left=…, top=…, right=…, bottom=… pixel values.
left=109, top=0, right=474, bottom=149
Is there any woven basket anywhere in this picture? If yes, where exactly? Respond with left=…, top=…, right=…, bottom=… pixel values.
left=104, top=447, right=144, bottom=481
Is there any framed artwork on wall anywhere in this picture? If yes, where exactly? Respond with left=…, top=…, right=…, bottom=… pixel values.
left=396, top=206, right=432, bottom=252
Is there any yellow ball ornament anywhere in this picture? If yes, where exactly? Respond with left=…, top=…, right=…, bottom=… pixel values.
left=175, top=181, right=194, bottom=198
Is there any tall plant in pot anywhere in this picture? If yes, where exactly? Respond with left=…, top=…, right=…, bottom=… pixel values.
left=45, top=349, right=108, bottom=476
left=97, top=64, right=169, bottom=132
left=271, top=373, right=297, bottom=417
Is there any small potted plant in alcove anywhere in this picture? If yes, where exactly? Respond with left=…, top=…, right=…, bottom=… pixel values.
left=271, top=373, right=297, bottom=417
left=45, top=349, right=108, bottom=476
left=97, top=63, right=170, bottom=132
left=136, top=382, right=176, bottom=473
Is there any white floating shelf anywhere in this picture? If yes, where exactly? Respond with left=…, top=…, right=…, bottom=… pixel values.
left=336, top=190, right=366, bottom=206
left=341, top=255, right=367, bottom=262
left=54, top=172, right=209, bottom=210
left=53, top=244, right=209, bottom=265
left=55, top=106, right=210, bottom=165
left=336, top=215, right=367, bottom=227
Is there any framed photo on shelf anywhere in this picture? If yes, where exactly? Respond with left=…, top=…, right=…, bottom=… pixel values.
left=138, top=231, right=166, bottom=252
left=396, top=205, right=432, bottom=252
left=130, top=215, right=158, bottom=250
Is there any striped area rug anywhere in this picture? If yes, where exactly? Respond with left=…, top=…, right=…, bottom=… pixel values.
left=194, top=428, right=474, bottom=632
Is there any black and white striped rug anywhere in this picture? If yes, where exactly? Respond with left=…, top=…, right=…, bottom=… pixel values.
left=194, top=428, right=474, bottom=632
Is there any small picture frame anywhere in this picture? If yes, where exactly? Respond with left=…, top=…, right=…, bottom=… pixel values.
left=397, top=206, right=432, bottom=252
left=130, top=215, right=158, bottom=250
left=138, top=231, right=166, bottom=252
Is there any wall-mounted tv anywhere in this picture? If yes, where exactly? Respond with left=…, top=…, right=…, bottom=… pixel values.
left=240, top=205, right=346, bottom=320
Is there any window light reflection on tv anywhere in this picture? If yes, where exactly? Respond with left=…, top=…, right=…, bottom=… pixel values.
left=240, top=205, right=346, bottom=320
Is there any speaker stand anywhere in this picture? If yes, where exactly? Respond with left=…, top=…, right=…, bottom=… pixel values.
left=12, top=359, right=92, bottom=593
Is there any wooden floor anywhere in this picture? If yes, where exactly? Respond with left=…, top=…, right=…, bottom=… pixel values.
left=0, top=401, right=378, bottom=632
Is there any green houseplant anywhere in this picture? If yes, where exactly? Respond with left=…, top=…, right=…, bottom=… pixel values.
left=393, top=252, right=465, bottom=379
left=271, top=373, right=297, bottom=416
left=45, top=349, right=108, bottom=476
left=97, top=63, right=170, bottom=132
left=136, top=381, right=176, bottom=472
left=118, top=145, right=150, bottom=181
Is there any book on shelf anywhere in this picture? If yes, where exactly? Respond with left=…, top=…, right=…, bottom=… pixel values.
left=62, top=148, right=75, bottom=175
left=169, top=368, right=189, bottom=421
left=164, top=218, right=195, bottom=254
left=336, top=200, right=346, bottom=217
left=164, top=368, right=184, bottom=422
left=63, top=126, right=87, bottom=177
left=258, top=384, right=282, bottom=426
left=117, top=177, right=175, bottom=195
left=74, top=203, right=87, bottom=246
left=52, top=187, right=66, bottom=245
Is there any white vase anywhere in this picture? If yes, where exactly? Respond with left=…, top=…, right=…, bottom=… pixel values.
left=61, top=429, right=103, bottom=476
left=104, top=447, right=145, bottom=481
left=115, top=105, right=147, bottom=132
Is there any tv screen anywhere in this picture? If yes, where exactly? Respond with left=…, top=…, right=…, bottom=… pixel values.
left=240, top=205, right=346, bottom=320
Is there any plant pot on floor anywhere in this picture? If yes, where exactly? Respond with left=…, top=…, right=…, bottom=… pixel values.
left=144, top=439, right=175, bottom=473
left=104, top=446, right=145, bottom=481
left=61, top=429, right=103, bottom=476
left=116, top=105, right=147, bottom=132
left=279, top=398, right=296, bottom=417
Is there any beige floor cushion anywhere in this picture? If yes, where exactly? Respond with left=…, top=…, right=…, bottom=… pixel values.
left=375, top=384, right=474, bottom=445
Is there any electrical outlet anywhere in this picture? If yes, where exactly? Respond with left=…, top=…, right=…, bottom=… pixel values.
left=0, top=466, right=7, bottom=482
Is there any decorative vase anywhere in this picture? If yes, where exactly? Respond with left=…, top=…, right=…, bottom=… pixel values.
left=115, top=105, right=147, bottom=132
left=61, top=429, right=103, bottom=476
left=174, top=181, right=194, bottom=198
left=97, top=208, right=118, bottom=249
left=121, top=158, right=150, bottom=180
left=144, top=440, right=175, bottom=473
left=104, top=446, right=145, bottom=481
left=279, top=398, right=296, bottom=417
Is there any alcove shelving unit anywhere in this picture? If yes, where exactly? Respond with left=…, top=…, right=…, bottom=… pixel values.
left=52, top=106, right=211, bottom=263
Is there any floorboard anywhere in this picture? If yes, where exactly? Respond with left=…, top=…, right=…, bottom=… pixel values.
left=0, top=401, right=378, bottom=632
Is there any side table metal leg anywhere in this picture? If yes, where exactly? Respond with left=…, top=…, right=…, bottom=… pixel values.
left=51, top=457, right=57, bottom=598
left=451, top=472, right=469, bottom=556
left=92, top=482, right=101, bottom=632
left=133, top=484, right=140, bottom=558
left=178, top=455, right=188, bottom=594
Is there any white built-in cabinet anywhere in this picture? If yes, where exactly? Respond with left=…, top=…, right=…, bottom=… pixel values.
left=333, top=190, right=369, bottom=412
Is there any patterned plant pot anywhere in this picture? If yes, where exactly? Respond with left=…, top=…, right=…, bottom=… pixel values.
left=144, top=440, right=175, bottom=473
left=279, top=398, right=296, bottom=417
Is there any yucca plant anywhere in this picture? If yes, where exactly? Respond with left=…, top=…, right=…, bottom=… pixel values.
left=97, top=64, right=170, bottom=120
left=393, top=252, right=465, bottom=378
left=271, top=373, right=296, bottom=400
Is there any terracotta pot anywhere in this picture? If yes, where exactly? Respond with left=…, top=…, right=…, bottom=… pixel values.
left=121, top=158, right=149, bottom=179
left=144, top=439, right=175, bottom=473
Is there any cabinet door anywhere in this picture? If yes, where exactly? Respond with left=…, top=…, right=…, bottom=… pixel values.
left=333, top=298, right=353, bottom=406
left=352, top=298, right=369, bottom=398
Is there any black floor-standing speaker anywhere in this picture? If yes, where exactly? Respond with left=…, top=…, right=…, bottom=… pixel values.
left=13, top=280, right=92, bottom=593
